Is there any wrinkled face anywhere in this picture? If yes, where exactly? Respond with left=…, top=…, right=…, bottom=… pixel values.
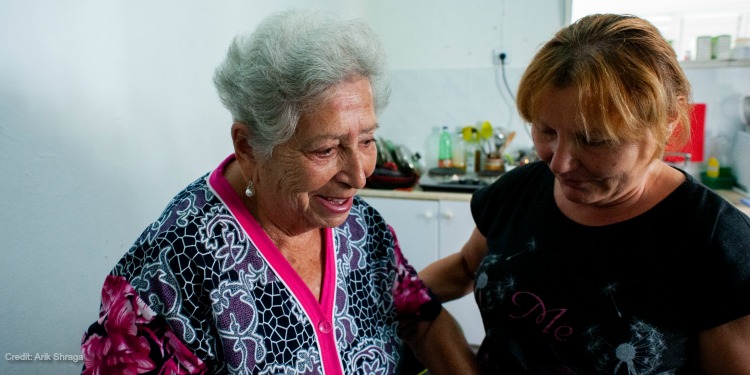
left=255, top=76, right=378, bottom=234
left=532, top=86, right=658, bottom=206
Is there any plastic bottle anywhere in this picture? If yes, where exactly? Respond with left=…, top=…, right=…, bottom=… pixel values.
left=438, top=126, right=453, bottom=168
left=452, top=131, right=466, bottom=171
left=463, top=127, right=480, bottom=173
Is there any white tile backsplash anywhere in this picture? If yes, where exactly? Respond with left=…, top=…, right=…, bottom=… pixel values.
left=378, top=67, right=533, bottom=169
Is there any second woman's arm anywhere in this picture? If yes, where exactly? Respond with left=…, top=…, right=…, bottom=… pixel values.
left=419, top=227, right=488, bottom=302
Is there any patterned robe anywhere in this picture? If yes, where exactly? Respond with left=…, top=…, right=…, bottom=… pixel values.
left=81, top=155, right=439, bottom=374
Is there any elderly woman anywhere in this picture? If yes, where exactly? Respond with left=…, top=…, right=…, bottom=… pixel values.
left=420, top=14, right=750, bottom=374
left=81, top=10, right=478, bottom=375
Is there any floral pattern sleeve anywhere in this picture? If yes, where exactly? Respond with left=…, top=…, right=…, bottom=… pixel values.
left=389, top=226, right=442, bottom=321
left=80, top=275, right=207, bottom=375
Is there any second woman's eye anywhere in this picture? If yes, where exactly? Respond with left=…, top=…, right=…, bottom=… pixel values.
left=581, top=136, right=609, bottom=147
left=585, top=139, right=608, bottom=147
left=533, top=125, right=556, bottom=138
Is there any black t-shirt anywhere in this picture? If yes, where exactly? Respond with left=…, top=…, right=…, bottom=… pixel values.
left=471, top=161, right=750, bottom=374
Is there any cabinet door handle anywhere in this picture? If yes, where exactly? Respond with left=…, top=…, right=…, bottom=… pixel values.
left=442, top=210, right=454, bottom=219
left=423, top=211, right=434, bottom=219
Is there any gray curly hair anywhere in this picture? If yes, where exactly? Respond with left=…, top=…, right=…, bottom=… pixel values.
left=213, top=9, right=391, bottom=161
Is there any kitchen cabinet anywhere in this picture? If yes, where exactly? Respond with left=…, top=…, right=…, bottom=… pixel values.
left=363, top=197, right=440, bottom=271
left=361, top=193, right=485, bottom=346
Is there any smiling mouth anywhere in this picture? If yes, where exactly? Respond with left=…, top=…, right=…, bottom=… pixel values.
left=318, top=195, right=354, bottom=214
left=323, top=196, right=348, bottom=205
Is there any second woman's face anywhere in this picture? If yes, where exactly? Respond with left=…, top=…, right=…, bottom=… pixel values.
left=256, top=76, right=378, bottom=234
left=531, top=86, right=658, bottom=207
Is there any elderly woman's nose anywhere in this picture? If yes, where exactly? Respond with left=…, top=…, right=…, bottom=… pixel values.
left=339, top=151, right=367, bottom=188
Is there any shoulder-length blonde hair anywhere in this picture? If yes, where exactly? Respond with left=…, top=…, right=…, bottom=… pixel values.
left=517, top=14, right=692, bottom=157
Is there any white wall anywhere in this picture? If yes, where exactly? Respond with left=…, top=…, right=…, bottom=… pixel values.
left=3, top=1, right=746, bottom=374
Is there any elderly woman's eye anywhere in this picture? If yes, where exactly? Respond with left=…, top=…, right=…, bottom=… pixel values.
left=316, top=147, right=336, bottom=157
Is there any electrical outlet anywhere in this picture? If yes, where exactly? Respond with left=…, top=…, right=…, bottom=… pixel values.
left=492, top=49, right=506, bottom=65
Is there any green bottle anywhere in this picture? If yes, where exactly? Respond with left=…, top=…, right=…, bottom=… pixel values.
left=438, top=126, right=453, bottom=168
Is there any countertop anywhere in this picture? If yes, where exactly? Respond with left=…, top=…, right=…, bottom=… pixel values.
left=715, top=189, right=750, bottom=217
left=359, top=187, right=750, bottom=216
left=359, top=187, right=472, bottom=201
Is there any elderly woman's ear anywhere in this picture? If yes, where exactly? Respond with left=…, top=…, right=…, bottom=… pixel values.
left=231, top=122, right=255, bottom=162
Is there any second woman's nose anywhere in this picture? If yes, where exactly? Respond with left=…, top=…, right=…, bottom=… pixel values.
left=548, top=140, right=580, bottom=174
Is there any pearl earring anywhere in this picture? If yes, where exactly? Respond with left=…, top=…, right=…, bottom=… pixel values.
left=244, top=180, right=255, bottom=197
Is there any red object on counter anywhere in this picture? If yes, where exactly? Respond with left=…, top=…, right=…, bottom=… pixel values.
left=665, top=103, right=705, bottom=163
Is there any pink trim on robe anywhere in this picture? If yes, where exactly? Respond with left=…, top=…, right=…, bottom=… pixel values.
left=208, top=154, right=343, bottom=375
